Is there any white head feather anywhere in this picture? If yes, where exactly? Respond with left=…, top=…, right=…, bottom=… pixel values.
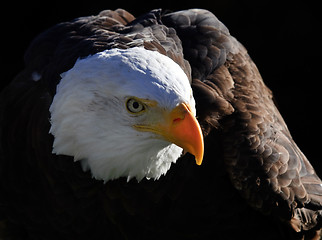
left=49, top=47, right=195, bottom=182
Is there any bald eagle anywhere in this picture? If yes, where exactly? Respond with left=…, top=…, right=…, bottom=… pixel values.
left=0, top=8, right=321, bottom=240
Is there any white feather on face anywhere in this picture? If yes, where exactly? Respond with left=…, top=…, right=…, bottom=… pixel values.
left=49, top=47, right=196, bottom=182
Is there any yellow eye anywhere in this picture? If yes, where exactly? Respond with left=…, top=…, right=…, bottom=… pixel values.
left=126, top=98, right=146, bottom=114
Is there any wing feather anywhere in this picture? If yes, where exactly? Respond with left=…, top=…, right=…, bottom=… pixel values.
left=163, top=8, right=322, bottom=236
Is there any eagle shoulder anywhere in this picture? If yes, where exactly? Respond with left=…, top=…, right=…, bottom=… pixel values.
left=222, top=41, right=322, bottom=234
left=164, top=8, right=322, bottom=237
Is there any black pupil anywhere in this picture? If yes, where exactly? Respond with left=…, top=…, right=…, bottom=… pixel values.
left=132, top=101, right=139, bottom=109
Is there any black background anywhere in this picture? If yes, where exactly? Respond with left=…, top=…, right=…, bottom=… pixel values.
left=1, top=1, right=321, bottom=174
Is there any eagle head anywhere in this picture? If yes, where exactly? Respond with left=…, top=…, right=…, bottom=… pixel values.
left=49, top=47, right=204, bottom=182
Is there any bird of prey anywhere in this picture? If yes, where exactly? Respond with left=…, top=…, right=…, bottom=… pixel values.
left=0, top=8, right=321, bottom=240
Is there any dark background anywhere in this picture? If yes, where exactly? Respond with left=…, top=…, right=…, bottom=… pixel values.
left=1, top=1, right=321, bottom=173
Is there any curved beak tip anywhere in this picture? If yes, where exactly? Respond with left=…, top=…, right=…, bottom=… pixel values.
left=190, top=138, right=204, bottom=166
left=195, top=155, right=203, bottom=166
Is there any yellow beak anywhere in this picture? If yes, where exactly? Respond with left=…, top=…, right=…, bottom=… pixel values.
left=165, top=103, right=204, bottom=165
left=134, top=103, right=204, bottom=165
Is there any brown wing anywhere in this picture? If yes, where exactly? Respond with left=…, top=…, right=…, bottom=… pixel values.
left=224, top=47, right=322, bottom=231
left=163, top=8, right=322, bottom=236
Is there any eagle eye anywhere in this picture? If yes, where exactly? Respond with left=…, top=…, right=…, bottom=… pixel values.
left=126, top=98, right=146, bottom=114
